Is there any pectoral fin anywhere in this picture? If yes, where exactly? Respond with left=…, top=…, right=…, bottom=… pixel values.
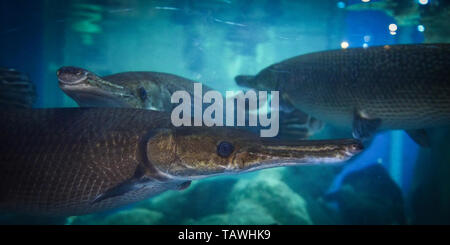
left=277, top=127, right=310, bottom=140
left=279, top=99, right=296, bottom=113
left=406, top=129, right=430, bottom=148
left=92, top=177, right=148, bottom=204
left=352, top=110, right=382, bottom=140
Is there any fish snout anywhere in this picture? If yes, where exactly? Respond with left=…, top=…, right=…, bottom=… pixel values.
left=57, top=66, right=89, bottom=85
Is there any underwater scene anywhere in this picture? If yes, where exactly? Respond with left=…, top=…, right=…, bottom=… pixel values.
left=0, top=0, right=449, bottom=225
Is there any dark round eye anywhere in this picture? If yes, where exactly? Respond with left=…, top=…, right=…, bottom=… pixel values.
left=217, top=141, right=234, bottom=158
left=138, top=87, right=147, bottom=101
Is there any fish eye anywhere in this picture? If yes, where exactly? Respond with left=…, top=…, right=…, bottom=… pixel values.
left=138, top=87, right=147, bottom=101
left=217, top=141, right=234, bottom=158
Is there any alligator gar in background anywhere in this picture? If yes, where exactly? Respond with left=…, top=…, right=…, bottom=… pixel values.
left=0, top=108, right=362, bottom=216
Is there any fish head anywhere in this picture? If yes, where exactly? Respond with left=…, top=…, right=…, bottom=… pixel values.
left=142, top=83, right=173, bottom=111
left=146, top=127, right=363, bottom=180
left=57, top=66, right=134, bottom=108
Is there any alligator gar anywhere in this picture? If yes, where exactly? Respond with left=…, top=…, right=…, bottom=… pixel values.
left=0, top=108, right=362, bottom=216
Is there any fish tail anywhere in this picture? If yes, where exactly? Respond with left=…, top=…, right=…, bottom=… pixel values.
left=0, top=67, right=36, bottom=108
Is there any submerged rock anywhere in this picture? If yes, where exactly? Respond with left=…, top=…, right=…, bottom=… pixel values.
left=281, top=165, right=342, bottom=224
left=0, top=214, right=66, bottom=225
left=185, top=169, right=312, bottom=225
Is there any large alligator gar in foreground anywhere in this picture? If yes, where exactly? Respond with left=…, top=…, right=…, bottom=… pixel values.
left=0, top=108, right=362, bottom=216
left=235, top=44, right=450, bottom=146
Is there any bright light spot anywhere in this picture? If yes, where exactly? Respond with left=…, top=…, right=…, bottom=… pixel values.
left=417, top=24, right=425, bottom=32
left=390, top=31, right=397, bottom=35
left=337, top=1, right=346, bottom=8
left=363, top=43, right=369, bottom=48
left=362, top=0, right=370, bottom=2
left=377, top=158, right=383, bottom=164
left=389, top=23, right=398, bottom=32
left=418, top=0, right=429, bottom=5
left=363, top=35, right=371, bottom=42
left=341, top=41, right=349, bottom=49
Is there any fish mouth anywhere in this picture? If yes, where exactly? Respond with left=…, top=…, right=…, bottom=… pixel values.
left=60, top=84, right=134, bottom=108
left=230, top=138, right=363, bottom=173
